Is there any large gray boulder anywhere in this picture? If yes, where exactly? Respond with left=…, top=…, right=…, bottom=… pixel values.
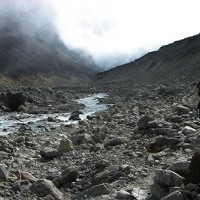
left=155, top=169, right=185, bottom=187
left=30, top=179, right=63, bottom=200
left=73, top=183, right=115, bottom=199
left=161, top=190, right=183, bottom=200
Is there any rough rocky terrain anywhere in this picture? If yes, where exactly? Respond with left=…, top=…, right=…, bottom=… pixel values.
left=0, top=79, right=200, bottom=200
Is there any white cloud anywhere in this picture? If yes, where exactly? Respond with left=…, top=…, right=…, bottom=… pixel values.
left=49, top=0, right=200, bottom=67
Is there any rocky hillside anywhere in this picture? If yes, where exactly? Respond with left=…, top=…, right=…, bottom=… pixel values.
left=0, top=2, right=97, bottom=80
left=97, top=33, right=200, bottom=83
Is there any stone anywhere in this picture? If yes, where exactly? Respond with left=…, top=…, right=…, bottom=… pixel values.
left=155, top=169, right=185, bottom=186
left=71, top=133, right=91, bottom=145
left=175, top=105, right=191, bottom=115
left=30, top=179, right=63, bottom=200
left=169, top=115, right=182, bottom=123
left=44, top=195, right=55, bottom=200
left=146, top=121, right=160, bottom=128
left=69, top=111, right=83, bottom=121
left=155, top=136, right=179, bottom=146
left=104, top=137, right=129, bottom=147
left=55, top=167, right=79, bottom=186
left=150, top=179, right=168, bottom=200
left=4, top=92, right=26, bottom=111
left=187, top=152, right=200, bottom=184
left=0, top=139, right=14, bottom=153
left=157, top=85, right=175, bottom=96
left=137, top=115, right=153, bottom=129
left=181, top=126, right=196, bottom=135
left=40, top=147, right=59, bottom=159
left=116, top=190, right=130, bottom=199
left=168, top=160, right=190, bottom=175
left=0, top=164, right=9, bottom=181
left=13, top=180, right=31, bottom=192
left=185, top=183, right=199, bottom=191
left=59, top=138, right=74, bottom=152
left=21, top=171, right=37, bottom=183
left=72, top=183, right=114, bottom=199
left=161, top=190, right=183, bottom=200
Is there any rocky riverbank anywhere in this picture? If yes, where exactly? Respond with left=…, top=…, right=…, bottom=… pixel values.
left=0, top=81, right=200, bottom=199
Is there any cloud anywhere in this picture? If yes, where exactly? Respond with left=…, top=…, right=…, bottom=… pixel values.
left=48, top=0, right=200, bottom=68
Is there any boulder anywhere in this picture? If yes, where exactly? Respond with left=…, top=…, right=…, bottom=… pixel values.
left=104, top=137, right=129, bottom=147
left=181, top=126, right=196, bottom=135
left=69, top=111, right=83, bottom=121
left=185, top=183, right=199, bottom=192
left=0, top=164, right=9, bottom=181
left=30, top=179, right=63, bottom=200
left=116, top=190, right=130, bottom=199
left=21, top=171, right=38, bottom=183
left=137, top=116, right=153, bottom=129
left=40, top=147, right=59, bottom=159
left=155, top=169, right=185, bottom=187
left=13, top=180, right=31, bottom=192
left=55, top=167, right=79, bottom=186
left=168, top=160, right=190, bottom=175
left=150, top=179, right=168, bottom=199
left=4, top=92, right=26, bottom=111
left=161, top=190, right=183, bottom=200
left=187, top=152, right=200, bottom=184
left=175, top=105, right=191, bottom=115
left=59, top=138, right=74, bottom=152
left=72, top=183, right=114, bottom=199
left=155, top=136, right=179, bottom=147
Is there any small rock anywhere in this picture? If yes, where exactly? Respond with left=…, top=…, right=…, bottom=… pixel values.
left=155, top=169, right=185, bottom=186
left=40, top=147, right=59, bottom=159
left=161, top=190, right=183, bottom=200
left=21, top=171, right=37, bottom=183
left=155, top=136, right=179, bottom=146
left=59, top=138, right=74, bottom=152
left=73, top=183, right=115, bottom=199
left=181, top=126, right=196, bottom=135
left=185, top=183, right=199, bottom=191
left=55, top=167, right=79, bottom=186
left=116, top=190, right=130, bottom=199
left=30, top=179, right=63, bottom=200
left=169, top=115, right=182, bottom=123
left=137, top=115, right=153, bottom=129
left=69, top=111, right=83, bottom=121
left=13, top=180, right=31, bottom=192
left=104, top=137, right=129, bottom=147
left=0, top=164, right=9, bottom=181
left=44, top=195, right=55, bottom=200
left=175, top=105, right=191, bottom=115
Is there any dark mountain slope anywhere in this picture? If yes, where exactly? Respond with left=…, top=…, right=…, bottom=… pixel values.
left=0, top=2, right=97, bottom=78
left=97, top=33, right=200, bottom=83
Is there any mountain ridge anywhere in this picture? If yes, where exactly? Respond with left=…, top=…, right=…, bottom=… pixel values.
left=97, top=33, right=200, bottom=83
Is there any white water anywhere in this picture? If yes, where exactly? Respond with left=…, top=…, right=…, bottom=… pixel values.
left=0, top=93, right=109, bottom=135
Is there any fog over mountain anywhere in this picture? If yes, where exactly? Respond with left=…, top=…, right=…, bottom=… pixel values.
left=0, top=0, right=98, bottom=77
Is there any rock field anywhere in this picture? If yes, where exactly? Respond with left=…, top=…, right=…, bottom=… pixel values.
left=0, top=80, right=200, bottom=200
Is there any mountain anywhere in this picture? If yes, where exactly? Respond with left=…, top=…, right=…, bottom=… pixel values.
left=97, top=33, right=200, bottom=83
left=0, top=2, right=97, bottom=80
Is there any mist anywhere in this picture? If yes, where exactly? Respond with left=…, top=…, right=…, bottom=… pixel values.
left=0, top=0, right=98, bottom=77
left=1, top=0, right=200, bottom=74
left=49, top=0, right=200, bottom=69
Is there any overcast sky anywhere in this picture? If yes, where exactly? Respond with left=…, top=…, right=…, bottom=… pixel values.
left=6, top=0, right=200, bottom=69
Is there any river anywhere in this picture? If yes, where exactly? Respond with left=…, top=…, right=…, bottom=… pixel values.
left=0, top=93, right=109, bottom=135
